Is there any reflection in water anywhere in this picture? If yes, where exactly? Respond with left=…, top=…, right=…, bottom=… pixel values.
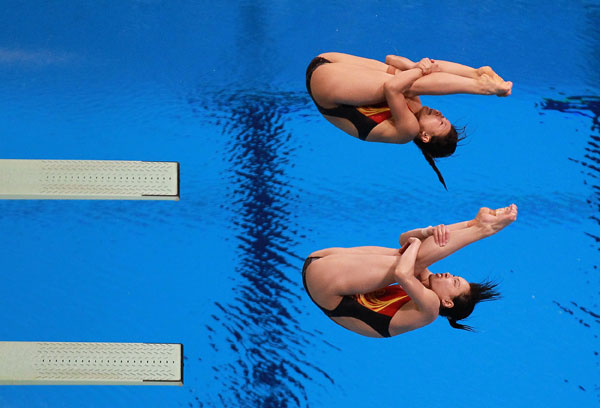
left=191, top=89, right=333, bottom=407
left=541, top=95, right=600, bottom=400
left=185, top=1, right=337, bottom=404
left=553, top=300, right=600, bottom=329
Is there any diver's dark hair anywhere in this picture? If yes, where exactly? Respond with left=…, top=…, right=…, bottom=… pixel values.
left=413, top=125, right=465, bottom=190
left=438, top=280, right=500, bottom=332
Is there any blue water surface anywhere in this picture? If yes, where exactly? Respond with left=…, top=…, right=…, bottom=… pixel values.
left=0, top=1, right=599, bottom=407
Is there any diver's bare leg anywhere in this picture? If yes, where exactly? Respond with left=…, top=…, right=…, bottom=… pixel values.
left=414, top=204, right=517, bottom=270
left=404, top=72, right=512, bottom=97
left=310, top=63, right=392, bottom=108
left=305, top=253, right=400, bottom=309
left=318, top=52, right=390, bottom=72
left=310, top=246, right=400, bottom=258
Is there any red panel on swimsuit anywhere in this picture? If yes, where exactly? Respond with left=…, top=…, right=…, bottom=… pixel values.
left=353, top=285, right=411, bottom=317
left=356, top=102, right=392, bottom=124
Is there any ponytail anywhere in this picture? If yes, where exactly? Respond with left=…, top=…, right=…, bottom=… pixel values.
left=413, top=125, right=465, bottom=189
left=447, top=318, right=474, bottom=332
left=417, top=147, right=448, bottom=190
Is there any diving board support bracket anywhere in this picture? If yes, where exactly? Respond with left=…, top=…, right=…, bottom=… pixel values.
left=0, top=342, right=183, bottom=385
left=0, top=160, right=179, bottom=200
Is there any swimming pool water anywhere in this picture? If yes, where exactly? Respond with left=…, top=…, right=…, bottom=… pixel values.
left=1, top=1, right=599, bottom=407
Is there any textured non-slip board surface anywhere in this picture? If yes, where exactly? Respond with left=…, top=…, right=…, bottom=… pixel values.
left=0, top=342, right=183, bottom=385
left=0, top=160, right=179, bottom=200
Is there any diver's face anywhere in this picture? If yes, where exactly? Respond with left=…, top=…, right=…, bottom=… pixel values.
left=429, top=272, right=469, bottom=308
left=419, top=106, right=451, bottom=139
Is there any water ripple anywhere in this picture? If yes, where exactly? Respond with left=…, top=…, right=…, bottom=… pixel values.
left=541, top=95, right=600, bottom=401
left=193, top=88, right=333, bottom=407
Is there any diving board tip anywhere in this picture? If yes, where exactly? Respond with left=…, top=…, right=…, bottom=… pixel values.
left=0, top=341, right=183, bottom=385
left=0, top=160, right=179, bottom=200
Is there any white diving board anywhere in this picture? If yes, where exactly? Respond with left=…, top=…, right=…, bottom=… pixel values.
left=0, top=160, right=179, bottom=200
left=0, top=342, right=183, bottom=385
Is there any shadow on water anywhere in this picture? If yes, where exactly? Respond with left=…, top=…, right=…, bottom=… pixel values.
left=540, top=95, right=600, bottom=399
left=188, top=88, right=335, bottom=407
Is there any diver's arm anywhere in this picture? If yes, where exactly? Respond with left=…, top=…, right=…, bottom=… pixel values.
left=387, top=302, right=438, bottom=336
left=389, top=67, right=424, bottom=92
left=371, top=69, right=422, bottom=144
left=394, top=239, right=440, bottom=315
left=385, top=55, right=416, bottom=72
left=399, top=227, right=432, bottom=246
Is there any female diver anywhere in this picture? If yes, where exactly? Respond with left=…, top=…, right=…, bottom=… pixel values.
left=302, top=204, right=517, bottom=337
left=305, top=52, right=513, bottom=188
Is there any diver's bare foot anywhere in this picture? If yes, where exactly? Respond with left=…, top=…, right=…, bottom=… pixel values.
left=478, top=73, right=512, bottom=97
left=477, top=66, right=504, bottom=82
left=475, top=204, right=518, bottom=235
left=496, top=81, right=512, bottom=97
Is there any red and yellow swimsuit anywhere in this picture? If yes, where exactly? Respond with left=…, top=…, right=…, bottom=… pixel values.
left=355, top=103, right=393, bottom=125
left=353, top=285, right=411, bottom=318
left=303, top=256, right=412, bottom=337
left=325, top=284, right=412, bottom=337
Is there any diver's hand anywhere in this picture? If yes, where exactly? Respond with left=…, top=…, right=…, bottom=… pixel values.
left=431, top=224, right=449, bottom=247
left=420, top=224, right=449, bottom=247
left=399, top=236, right=421, bottom=255
left=415, top=58, right=441, bottom=75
